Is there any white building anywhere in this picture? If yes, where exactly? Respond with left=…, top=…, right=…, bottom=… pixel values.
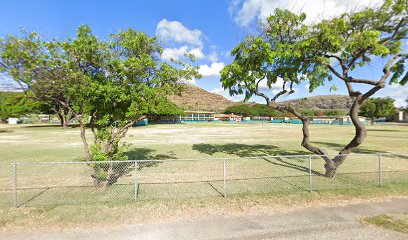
left=393, top=110, right=408, bottom=122
left=7, top=118, right=19, bottom=124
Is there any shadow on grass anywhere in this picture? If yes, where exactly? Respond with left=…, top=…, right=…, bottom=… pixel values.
left=367, top=129, right=405, bottom=132
left=18, top=188, right=50, bottom=207
left=125, top=147, right=177, bottom=170
left=192, top=143, right=321, bottom=177
left=263, top=157, right=324, bottom=176
left=192, top=143, right=308, bottom=157
left=312, top=141, right=384, bottom=154
left=22, top=124, right=67, bottom=128
left=0, top=129, right=13, bottom=133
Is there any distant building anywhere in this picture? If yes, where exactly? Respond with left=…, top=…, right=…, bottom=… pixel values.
left=214, top=113, right=242, bottom=122
left=271, top=117, right=289, bottom=123
left=182, top=111, right=215, bottom=122
left=332, top=116, right=368, bottom=125
left=251, top=116, right=272, bottom=122
left=152, top=111, right=215, bottom=123
left=38, top=114, right=50, bottom=123
left=270, top=116, right=369, bottom=125
left=7, top=118, right=19, bottom=124
left=391, top=110, right=408, bottom=122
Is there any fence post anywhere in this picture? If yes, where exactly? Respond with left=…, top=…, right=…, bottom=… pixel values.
left=13, top=164, right=18, bottom=208
left=378, top=154, right=382, bottom=187
left=308, top=156, right=313, bottom=192
left=134, top=161, right=139, bottom=203
left=223, top=159, right=227, bottom=198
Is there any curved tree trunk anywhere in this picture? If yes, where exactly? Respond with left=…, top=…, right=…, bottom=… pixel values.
left=272, top=95, right=367, bottom=179
left=57, top=112, right=68, bottom=128
left=80, top=123, right=93, bottom=162
left=324, top=94, right=367, bottom=178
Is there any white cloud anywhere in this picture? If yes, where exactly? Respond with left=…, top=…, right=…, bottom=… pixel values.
left=208, top=51, right=219, bottom=62
left=258, top=77, right=284, bottom=90
left=156, top=19, right=223, bottom=62
left=161, top=46, right=189, bottom=60
left=189, top=48, right=205, bottom=59
left=199, top=62, right=225, bottom=78
left=161, top=46, right=206, bottom=60
left=0, top=75, right=24, bottom=91
left=185, top=78, right=197, bottom=86
left=375, top=85, right=408, bottom=108
left=229, top=0, right=384, bottom=27
left=207, top=45, right=219, bottom=62
left=156, top=19, right=203, bottom=47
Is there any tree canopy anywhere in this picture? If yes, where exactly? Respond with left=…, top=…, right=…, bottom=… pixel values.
left=360, top=97, right=396, bottom=120
left=224, top=104, right=280, bottom=117
left=221, top=0, right=407, bottom=178
left=0, top=32, right=78, bottom=127
left=1, top=25, right=200, bottom=187
left=62, top=26, right=199, bottom=186
left=0, top=91, right=45, bottom=121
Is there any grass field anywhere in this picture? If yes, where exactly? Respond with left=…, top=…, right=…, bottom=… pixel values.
left=1, top=122, right=407, bottom=163
left=362, top=213, right=408, bottom=233
left=0, top=122, right=408, bottom=228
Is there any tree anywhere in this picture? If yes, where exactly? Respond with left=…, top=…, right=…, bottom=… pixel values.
left=221, top=0, right=407, bottom=178
left=62, top=26, right=199, bottom=187
left=154, top=99, right=185, bottom=116
left=299, top=109, right=348, bottom=117
left=0, top=91, right=45, bottom=121
left=405, top=97, right=408, bottom=113
left=224, top=104, right=280, bottom=117
left=0, top=32, right=77, bottom=127
left=360, top=97, right=396, bottom=122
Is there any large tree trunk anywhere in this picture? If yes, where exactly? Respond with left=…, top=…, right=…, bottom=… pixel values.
left=80, top=123, right=93, bottom=162
left=273, top=95, right=367, bottom=179
left=323, top=94, right=367, bottom=178
left=57, top=112, right=68, bottom=128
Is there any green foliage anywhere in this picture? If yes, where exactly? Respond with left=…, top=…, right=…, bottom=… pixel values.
left=221, top=0, right=407, bottom=104
left=2, top=25, right=200, bottom=186
left=299, top=108, right=347, bottom=117
left=0, top=30, right=81, bottom=126
left=64, top=26, right=198, bottom=127
left=360, top=97, right=396, bottom=119
left=224, top=104, right=280, bottom=117
left=324, top=109, right=348, bottom=116
left=0, top=91, right=44, bottom=121
left=154, top=99, right=185, bottom=116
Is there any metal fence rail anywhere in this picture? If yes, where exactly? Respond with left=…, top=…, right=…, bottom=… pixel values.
left=1, top=153, right=407, bottom=208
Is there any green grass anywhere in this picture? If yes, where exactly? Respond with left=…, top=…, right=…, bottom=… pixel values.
left=1, top=122, right=407, bottom=163
left=1, top=181, right=408, bottom=230
left=0, top=122, right=407, bottom=228
left=363, top=213, right=408, bottom=233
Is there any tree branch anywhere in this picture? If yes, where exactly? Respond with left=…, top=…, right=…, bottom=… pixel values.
left=326, top=65, right=347, bottom=81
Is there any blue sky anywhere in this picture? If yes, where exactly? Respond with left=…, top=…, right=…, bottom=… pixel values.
left=0, top=0, right=407, bottom=106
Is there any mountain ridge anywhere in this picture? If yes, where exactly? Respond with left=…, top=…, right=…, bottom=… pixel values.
left=170, top=84, right=353, bottom=112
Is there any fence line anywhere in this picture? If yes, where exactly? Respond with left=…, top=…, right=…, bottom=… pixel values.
left=2, top=152, right=407, bottom=208
left=3, top=152, right=408, bottom=166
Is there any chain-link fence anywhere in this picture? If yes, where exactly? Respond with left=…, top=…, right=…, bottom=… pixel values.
left=1, top=153, right=407, bottom=208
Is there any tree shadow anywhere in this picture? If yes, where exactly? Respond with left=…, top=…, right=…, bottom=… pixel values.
left=125, top=147, right=177, bottom=170
left=17, top=188, right=50, bottom=207
left=192, top=143, right=321, bottom=176
left=192, top=143, right=309, bottom=157
left=22, top=124, right=66, bottom=128
left=312, top=141, right=384, bottom=154
left=263, top=157, right=324, bottom=176
left=0, top=129, right=13, bottom=133
left=367, top=129, right=405, bottom=132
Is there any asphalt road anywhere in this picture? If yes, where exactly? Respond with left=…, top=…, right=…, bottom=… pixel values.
left=2, top=198, right=408, bottom=240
